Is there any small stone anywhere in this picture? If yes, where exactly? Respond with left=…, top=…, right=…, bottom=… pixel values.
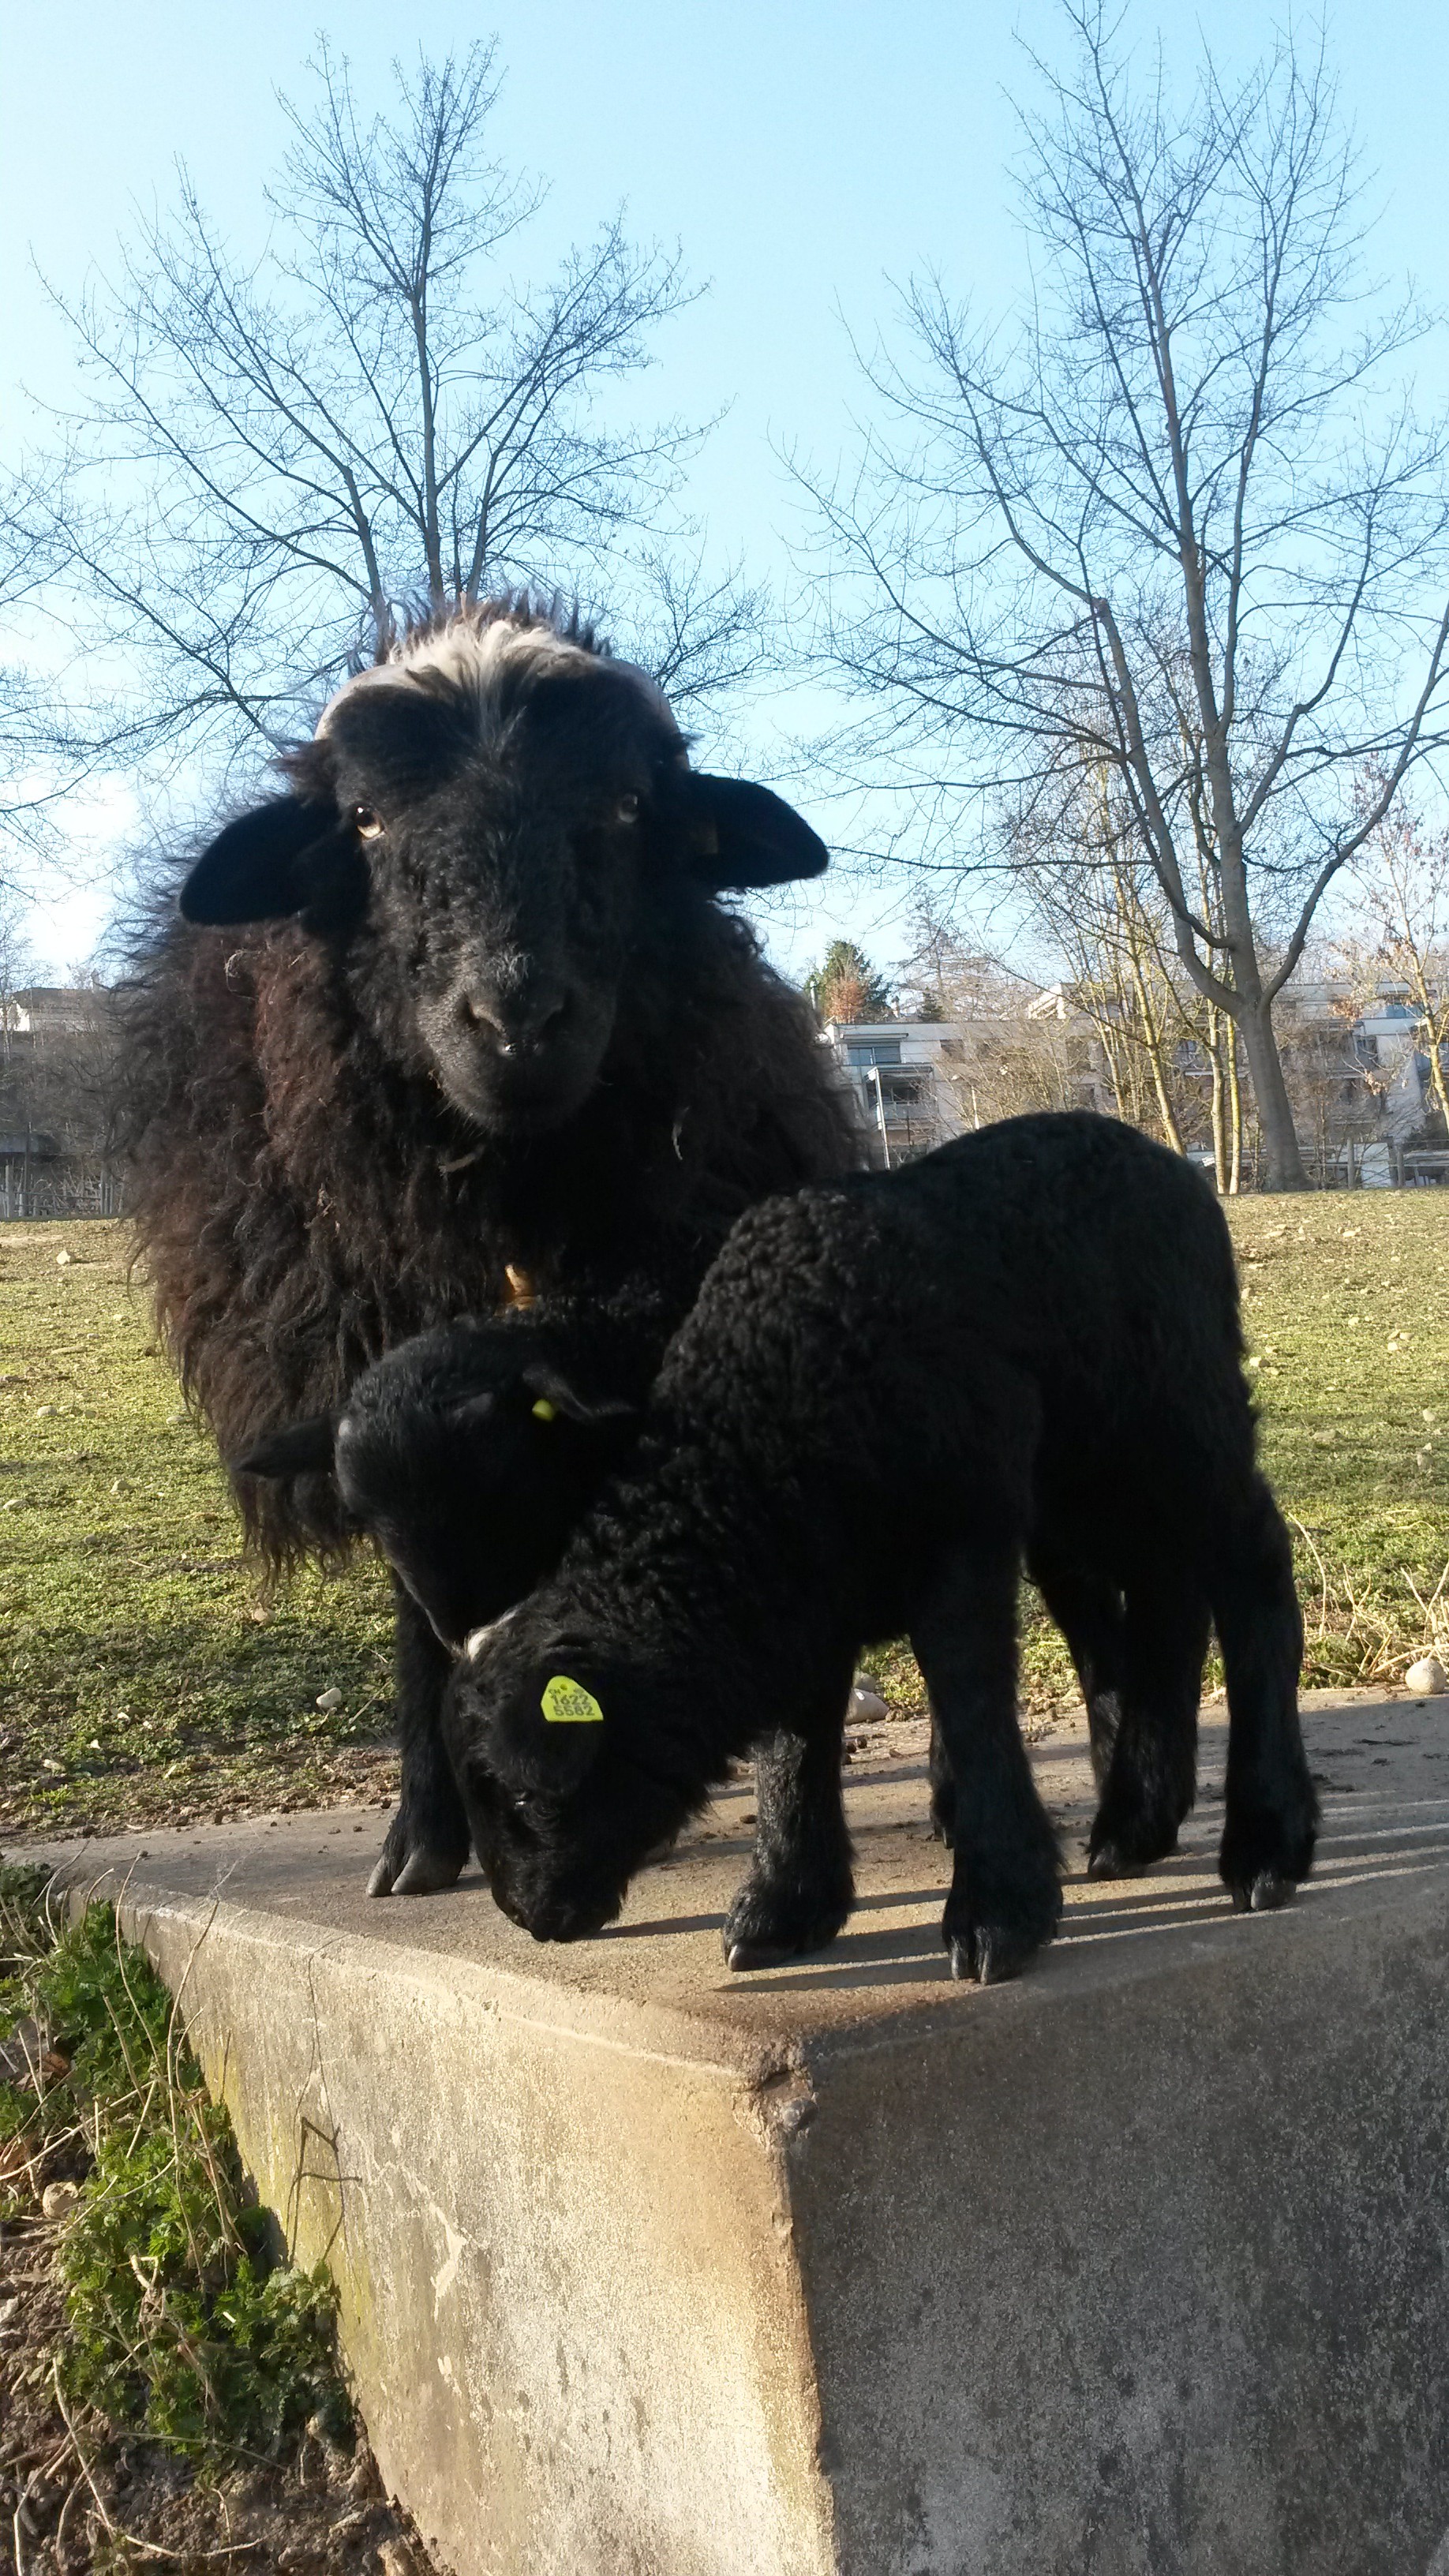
left=848, top=1685, right=889, bottom=1724
left=41, top=2180, right=80, bottom=2220
left=35, top=1404, right=57, bottom=1417
left=55, top=1250, right=71, bottom=1267
left=316, top=1687, right=344, bottom=1712
left=41, top=1758, right=63, bottom=1774
left=1405, top=1656, right=1447, bottom=1695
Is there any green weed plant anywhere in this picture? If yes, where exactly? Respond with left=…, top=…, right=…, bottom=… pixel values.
left=0, top=1864, right=350, bottom=2465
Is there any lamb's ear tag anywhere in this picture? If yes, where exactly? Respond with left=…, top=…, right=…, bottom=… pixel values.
left=531, top=1398, right=559, bottom=1423
left=541, top=1674, right=605, bottom=1725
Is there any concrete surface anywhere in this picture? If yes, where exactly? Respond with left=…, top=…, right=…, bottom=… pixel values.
left=21, top=1691, right=1449, bottom=2576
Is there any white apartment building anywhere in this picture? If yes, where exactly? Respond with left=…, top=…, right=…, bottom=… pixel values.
left=819, top=1020, right=969, bottom=1167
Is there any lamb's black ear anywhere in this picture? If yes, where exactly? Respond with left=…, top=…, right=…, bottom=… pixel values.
left=520, top=1363, right=638, bottom=1428
left=678, top=774, right=829, bottom=889
left=232, top=1415, right=338, bottom=1478
left=179, top=797, right=339, bottom=925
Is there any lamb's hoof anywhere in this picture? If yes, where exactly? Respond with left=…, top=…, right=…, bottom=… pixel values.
left=367, top=1840, right=466, bottom=1899
left=722, top=1875, right=853, bottom=1971
left=930, top=1811, right=956, bottom=1849
left=946, top=1924, right=1038, bottom=1986
left=1086, top=1829, right=1177, bottom=1880
left=943, top=1878, right=1061, bottom=1986
left=725, top=1938, right=796, bottom=1971
left=1219, top=1797, right=1316, bottom=1915
left=1230, top=1870, right=1296, bottom=1915
left=1087, top=1805, right=1183, bottom=1879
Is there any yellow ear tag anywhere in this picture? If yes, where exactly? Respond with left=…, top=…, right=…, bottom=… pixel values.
left=531, top=1398, right=559, bottom=1422
left=541, top=1674, right=605, bottom=1725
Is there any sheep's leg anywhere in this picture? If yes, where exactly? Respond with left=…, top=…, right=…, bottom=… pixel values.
left=368, top=1582, right=473, bottom=1898
left=1028, top=1551, right=1127, bottom=1789
left=1210, top=1474, right=1317, bottom=1911
left=723, top=1678, right=856, bottom=1971
left=1084, top=1567, right=1209, bottom=1878
left=927, top=1713, right=957, bottom=1846
left=910, top=1541, right=1062, bottom=1986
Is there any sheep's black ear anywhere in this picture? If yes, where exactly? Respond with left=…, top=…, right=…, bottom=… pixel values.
left=678, top=774, right=829, bottom=889
left=233, top=1415, right=338, bottom=1478
left=520, top=1363, right=638, bottom=1428
left=179, top=797, right=339, bottom=925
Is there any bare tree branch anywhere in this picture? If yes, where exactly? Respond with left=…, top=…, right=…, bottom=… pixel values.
left=791, top=0, right=1449, bottom=1184
left=24, top=39, right=760, bottom=787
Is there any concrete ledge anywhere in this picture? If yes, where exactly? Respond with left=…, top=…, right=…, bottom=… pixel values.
left=28, top=1694, right=1449, bottom=2576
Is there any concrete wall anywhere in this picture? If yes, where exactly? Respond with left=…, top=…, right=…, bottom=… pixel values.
left=37, top=1694, right=1449, bottom=2575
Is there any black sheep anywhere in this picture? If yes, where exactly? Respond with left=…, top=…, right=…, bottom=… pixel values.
left=120, top=596, right=858, bottom=1899
left=444, top=1113, right=1316, bottom=1984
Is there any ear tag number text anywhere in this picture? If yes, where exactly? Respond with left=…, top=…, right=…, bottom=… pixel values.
left=541, top=1675, right=605, bottom=1725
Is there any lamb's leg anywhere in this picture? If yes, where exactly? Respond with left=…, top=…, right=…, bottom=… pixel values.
left=927, top=1713, right=957, bottom=1846
left=1028, top=1550, right=1127, bottom=1789
left=368, top=1580, right=473, bottom=1897
left=1084, top=1566, right=1210, bottom=1879
left=910, top=1541, right=1062, bottom=1985
left=723, top=1673, right=856, bottom=1971
left=934, top=1555, right=1126, bottom=1842
left=1211, top=1474, right=1317, bottom=1911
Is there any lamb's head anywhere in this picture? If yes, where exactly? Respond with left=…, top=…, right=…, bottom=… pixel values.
left=232, top=1316, right=638, bottom=1653
left=441, top=1604, right=706, bottom=1942
left=178, top=601, right=829, bottom=1133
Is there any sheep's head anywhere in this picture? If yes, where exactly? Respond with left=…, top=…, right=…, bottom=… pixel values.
left=441, top=1605, right=706, bottom=1942
left=178, top=605, right=829, bottom=1133
left=231, top=1317, right=639, bottom=1653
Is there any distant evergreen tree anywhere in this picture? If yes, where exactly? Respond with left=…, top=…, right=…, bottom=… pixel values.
left=803, top=940, right=894, bottom=1023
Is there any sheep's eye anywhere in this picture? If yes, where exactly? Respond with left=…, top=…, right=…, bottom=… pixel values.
left=614, top=792, right=641, bottom=826
left=354, top=806, right=385, bottom=841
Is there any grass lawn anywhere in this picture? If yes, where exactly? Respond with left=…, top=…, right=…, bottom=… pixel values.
left=3, top=1193, right=1448, bottom=1840
left=2, top=1222, right=397, bottom=1843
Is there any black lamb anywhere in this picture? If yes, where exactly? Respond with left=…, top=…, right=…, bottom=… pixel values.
left=235, top=1305, right=650, bottom=1659
left=444, top=1112, right=1317, bottom=1984
left=119, top=595, right=859, bottom=1900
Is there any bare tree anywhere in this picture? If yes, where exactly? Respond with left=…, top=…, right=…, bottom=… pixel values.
left=795, top=2, right=1449, bottom=1187
left=0, top=487, right=93, bottom=899
left=34, top=42, right=762, bottom=784
left=1346, top=773, right=1449, bottom=1131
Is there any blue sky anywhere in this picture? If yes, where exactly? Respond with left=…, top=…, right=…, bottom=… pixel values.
left=3, top=0, right=1447, bottom=983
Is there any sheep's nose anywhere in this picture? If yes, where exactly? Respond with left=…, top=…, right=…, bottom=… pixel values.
left=457, top=981, right=571, bottom=1058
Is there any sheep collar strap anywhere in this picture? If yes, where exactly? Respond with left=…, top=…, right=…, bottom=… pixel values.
left=541, top=1675, right=605, bottom=1725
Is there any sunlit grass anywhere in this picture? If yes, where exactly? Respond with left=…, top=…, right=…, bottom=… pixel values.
left=1, top=1223, right=396, bottom=1840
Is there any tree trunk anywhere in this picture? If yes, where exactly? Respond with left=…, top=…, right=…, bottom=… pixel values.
left=1227, top=1017, right=1243, bottom=1193
left=1208, top=1005, right=1228, bottom=1192
left=1237, top=998, right=1309, bottom=1189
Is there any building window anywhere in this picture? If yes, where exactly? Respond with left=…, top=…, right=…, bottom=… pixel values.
left=845, top=1039, right=902, bottom=1068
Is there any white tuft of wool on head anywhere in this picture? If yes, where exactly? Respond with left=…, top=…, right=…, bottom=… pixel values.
left=316, top=604, right=675, bottom=740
